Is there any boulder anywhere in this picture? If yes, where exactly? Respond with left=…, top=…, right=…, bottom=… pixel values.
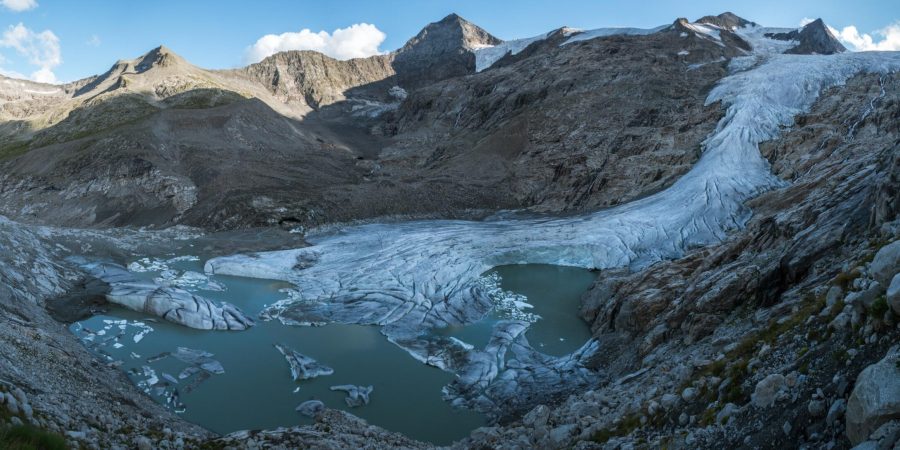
left=752, top=374, right=786, bottom=409
left=827, top=286, right=844, bottom=307
left=847, top=347, right=900, bottom=444
left=887, top=273, right=900, bottom=316
left=523, top=404, right=550, bottom=427
left=871, top=241, right=900, bottom=286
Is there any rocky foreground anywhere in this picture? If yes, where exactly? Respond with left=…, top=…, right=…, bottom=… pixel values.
left=0, top=11, right=899, bottom=450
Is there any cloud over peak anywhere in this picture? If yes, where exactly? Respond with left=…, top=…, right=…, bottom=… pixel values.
left=803, top=18, right=900, bottom=52
left=829, top=22, right=900, bottom=51
left=244, top=23, right=386, bottom=63
left=0, top=22, right=61, bottom=83
left=1, top=0, right=38, bottom=12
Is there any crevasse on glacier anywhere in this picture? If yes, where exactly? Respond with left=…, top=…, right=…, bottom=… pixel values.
left=206, top=51, right=900, bottom=414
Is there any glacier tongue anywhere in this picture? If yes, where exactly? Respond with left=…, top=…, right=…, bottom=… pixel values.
left=206, top=51, right=900, bottom=413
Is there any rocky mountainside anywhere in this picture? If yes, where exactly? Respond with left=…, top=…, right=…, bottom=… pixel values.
left=1, top=10, right=900, bottom=450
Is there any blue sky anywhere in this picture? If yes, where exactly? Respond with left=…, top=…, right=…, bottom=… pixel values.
left=0, top=0, right=898, bottom=83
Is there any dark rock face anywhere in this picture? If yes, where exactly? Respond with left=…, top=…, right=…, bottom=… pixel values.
left=766, top=18, right=847, bottom=54
left=696, top=12, right=757, bottom=29
left=240, top=50, right=396, bottom=108
left=382, top=28, right=736, bottom=214
left=392, top=13, right=501, bottom=87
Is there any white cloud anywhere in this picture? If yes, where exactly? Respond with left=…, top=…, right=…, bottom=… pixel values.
left=0, top=23, right=61, bottom=83
left=244, top=23, right=386, bottom=63
left=827, top=22, right=900, bottom=51
left=86, top=34, right=101, bottom=47
left=0, top=67, right=26, bottom=79
left=1, top=0, right=38, bottom=12
left=799, top=17, right=815, bottom=27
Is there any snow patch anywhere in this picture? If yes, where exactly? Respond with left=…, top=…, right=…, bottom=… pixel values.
left=474, top=32, right=551, bottom=72
left=562, top=25, right=667, bottom=46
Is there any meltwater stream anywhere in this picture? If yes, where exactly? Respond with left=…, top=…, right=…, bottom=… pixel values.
left=72, top=256, right=596, bottom=444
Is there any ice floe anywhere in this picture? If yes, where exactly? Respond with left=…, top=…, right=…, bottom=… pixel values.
left=83, top=262, right=253, bottom=330
left=274, top=343, right=334, bottom=381
left=330, top=385, right=373, bottom=407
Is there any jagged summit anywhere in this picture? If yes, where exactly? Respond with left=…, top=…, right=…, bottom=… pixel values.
left=399, top=13, right=501, bottom=52
left=696, top=12, right=757, bottom=29
left=392, top=13, right=500, bottom=86
left=134, top=45, right=188, bottom=72
left=765, top=18, right=847, bottom=55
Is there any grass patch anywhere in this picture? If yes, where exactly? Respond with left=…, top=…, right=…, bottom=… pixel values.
left=0, top=425, right=66, bottom=450
left=0, top=140, right=31, bottom=161
left=870, top=296, right=888, bottom=319
left=591, top=414, right=642, bottom=444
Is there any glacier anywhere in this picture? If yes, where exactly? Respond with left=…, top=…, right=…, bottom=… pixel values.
left=206, top=50, right=900, bottom=413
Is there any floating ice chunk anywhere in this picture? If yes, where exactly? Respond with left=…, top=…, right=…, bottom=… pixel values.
left=162, top=373, right=180, bottom=385
left=274, top=344, right=333, bottom=381
left=296, top=400, right=325, bottom=417
left=330, top=385, right=373, bottom=407
left=178, top=366, right=201, bottom=380
left=172, top=347, right=225, bottom=374
left=83, top=262, right=253, bottom=331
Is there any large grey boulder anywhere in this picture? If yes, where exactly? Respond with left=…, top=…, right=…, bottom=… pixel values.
left=83, top=262, right=254, bottom=330
left=847, top=347, right=900, bottom=444
left=871, top=241, right=900, bottom=286
left=752, top=374, right=786, bottom=409
left=887, top=273, right=900, bottom=316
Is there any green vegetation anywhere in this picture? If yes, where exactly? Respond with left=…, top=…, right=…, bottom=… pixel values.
left=591, top=413, right=642, bottom=443
left=0, top=140, right=31, bottom=161
left=0, top=424, right=67, bottom=450
left=869, top=296, right=888, bottom=319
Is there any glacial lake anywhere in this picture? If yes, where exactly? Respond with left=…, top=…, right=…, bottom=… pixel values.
left=71, top=257, right=596, bottom=445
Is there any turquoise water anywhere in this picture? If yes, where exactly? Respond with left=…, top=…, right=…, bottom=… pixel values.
left=435, top=264, right=597, bottom=356
left=72, top=260, right=595, bottom=444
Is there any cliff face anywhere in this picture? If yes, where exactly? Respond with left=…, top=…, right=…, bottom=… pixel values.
left=239, top=50, right=396, bottom=108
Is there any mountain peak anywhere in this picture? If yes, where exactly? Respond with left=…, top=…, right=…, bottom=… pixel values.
left=765, top=18, right=846, bottom=55
left=399, top=13, right=500, bottom=53
left=392, top=13, right=500, bottom=86
left=696, top=12, right=756, bottom=29
left=134, top=45, right=187, bottom=72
